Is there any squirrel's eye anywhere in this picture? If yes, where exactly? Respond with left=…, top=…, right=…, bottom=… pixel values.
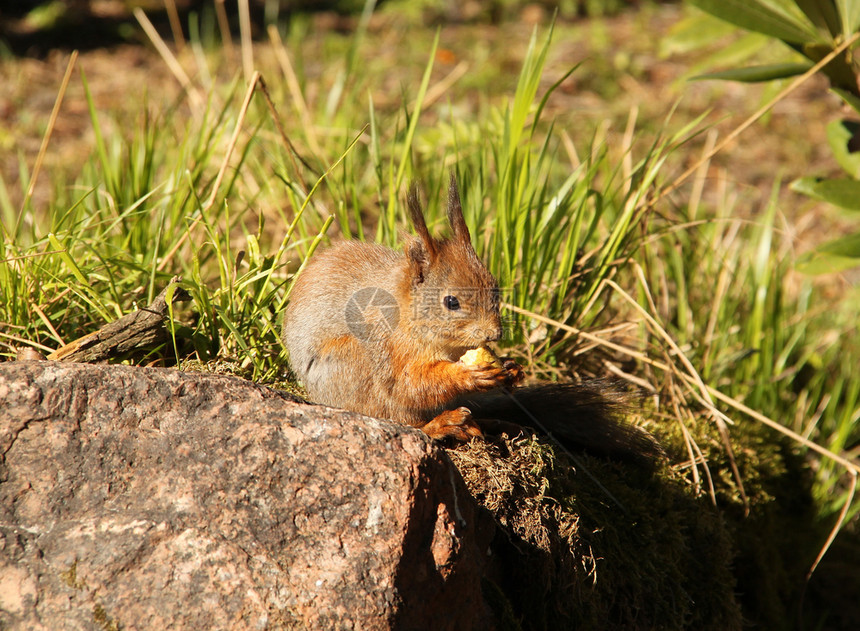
left=443, top=295, right=460, bottom=311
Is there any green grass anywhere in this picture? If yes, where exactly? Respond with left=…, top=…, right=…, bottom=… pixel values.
left=1, top=3, right=859, bottom=621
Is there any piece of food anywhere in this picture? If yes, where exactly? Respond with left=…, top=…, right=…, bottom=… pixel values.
left=459, top=346, right=501, bottom=367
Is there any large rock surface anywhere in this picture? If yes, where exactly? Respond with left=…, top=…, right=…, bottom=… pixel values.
left=0, top=362, right=496, bottom=630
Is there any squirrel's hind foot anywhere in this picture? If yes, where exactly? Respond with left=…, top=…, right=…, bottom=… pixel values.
left=421, top=407, right=483, bottom=442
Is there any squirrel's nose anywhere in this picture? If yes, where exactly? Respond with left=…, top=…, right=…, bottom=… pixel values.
left=484, top=324, right=502, bottom=342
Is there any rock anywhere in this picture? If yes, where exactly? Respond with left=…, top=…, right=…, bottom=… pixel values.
left=0, top=362, right=496, bottom=630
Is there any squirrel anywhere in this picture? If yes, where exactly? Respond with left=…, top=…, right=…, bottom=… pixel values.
left=282, top=176, right=661, bottom=464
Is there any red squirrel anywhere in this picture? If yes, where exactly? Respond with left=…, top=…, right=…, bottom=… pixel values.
left=282, top=176, right=660, bottom=462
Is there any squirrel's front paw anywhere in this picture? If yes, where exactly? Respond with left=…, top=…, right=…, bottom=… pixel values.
left=462, top=362, right=512, bottom=391
left=461, top=360, right=524, bottom=391
left=458, top=348, right=524, bottom=390
left=501, top=358, right=525, bottom=387
left=422, top=407, right=483, bottom=442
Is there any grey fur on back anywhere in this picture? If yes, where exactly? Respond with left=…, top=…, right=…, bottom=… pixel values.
left=282, top=241, right=406, bottom=415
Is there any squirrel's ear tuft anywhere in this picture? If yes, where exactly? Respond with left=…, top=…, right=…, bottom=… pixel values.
left=446, top=174, right=473, bottom=248
left=406, top=238, right=430, bottom=285
left=408, top=183, right=437, bottom=261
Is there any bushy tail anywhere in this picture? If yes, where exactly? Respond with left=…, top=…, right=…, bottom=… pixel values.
left=458, top=380, right=663, bottom=467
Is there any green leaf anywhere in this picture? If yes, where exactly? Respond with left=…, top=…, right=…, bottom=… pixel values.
left=48, top=233, right=89, bottom=286
left=691, top=62, right=812, bottom=82
left=797, top=231, right=860, bottom=274
left=689, top=0, right=824, bottom=44
left=682, top=32, right=771, bottom=81
left=835, top=0, right=860, bottom=37
left=826, top=119, right=860, bottom=178
left=660, top=12, right=738, bottom=58
left=24, top=0, right=66, bottom=30
left=835, top=0, right=860, bottom=36
left=790, top=176, right=860, bottom=210
left=796, top=0, right=842, bottom=39
left=832, top=88, right=860, bottom=117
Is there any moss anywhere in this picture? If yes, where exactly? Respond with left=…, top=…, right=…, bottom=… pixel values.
left=187, top=358, right=309, bottom=401
left=654, top=413, right=821, bottom=630
left=93, top=603, right=119, bottom=631
left=59, top=563, right=121, bottom=630
left=60, top=561, right=86, bottom=591
left=481, top=577, right=523, bottom=631
left=448, top=411, right=825, bottom=630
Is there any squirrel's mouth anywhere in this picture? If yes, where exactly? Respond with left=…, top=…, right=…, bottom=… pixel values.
left=436, top=338, right=472, bottom=361
left=441, top=336, right=496, bottom=360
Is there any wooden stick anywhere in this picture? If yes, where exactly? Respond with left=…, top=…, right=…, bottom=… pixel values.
left=47, top=278, right=189, bottom=362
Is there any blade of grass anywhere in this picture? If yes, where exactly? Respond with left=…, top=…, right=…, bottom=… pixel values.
left=379, top=30, right=440, bottom=243
left=134, top=7, right=203, bottom=110
left=22, top=50, right=77, bottom=213
left=159, top=71, right=261, bottom=272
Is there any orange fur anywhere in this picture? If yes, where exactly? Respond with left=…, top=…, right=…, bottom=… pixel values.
left=319, top=335, right=358, bottom=355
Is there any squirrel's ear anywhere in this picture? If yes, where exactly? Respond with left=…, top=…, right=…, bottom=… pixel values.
left=446, top=173, right=473, bottom=248
left=406, top=238, right=431, bottom=285
left=407, top=183, right=437, bottom=261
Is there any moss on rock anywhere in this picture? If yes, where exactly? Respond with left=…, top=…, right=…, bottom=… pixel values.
left=448, top=411, right=828, bottom=630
